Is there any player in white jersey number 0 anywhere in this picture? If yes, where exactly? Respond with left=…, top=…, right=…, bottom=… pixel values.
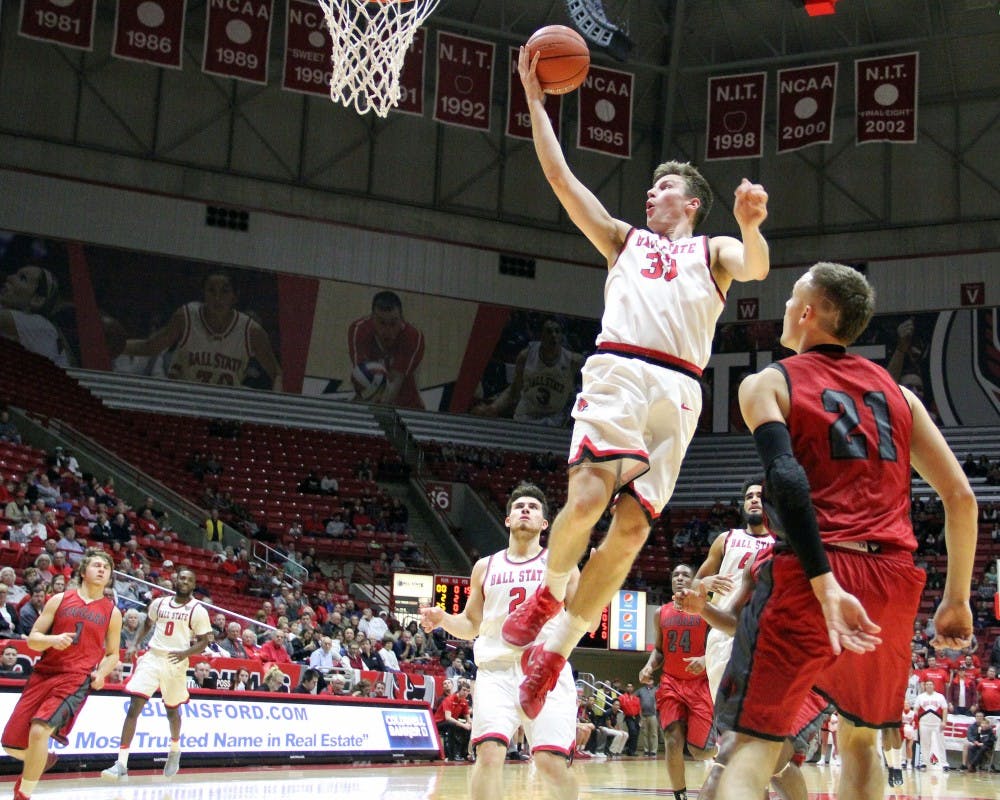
left=102, top=567, right=211, bottom=780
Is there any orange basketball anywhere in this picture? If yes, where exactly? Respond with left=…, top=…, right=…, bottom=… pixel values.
left=525, top=25, right=590, bottom=95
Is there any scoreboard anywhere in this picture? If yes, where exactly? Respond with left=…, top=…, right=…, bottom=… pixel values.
left=434, top=574, right=471, bottom=615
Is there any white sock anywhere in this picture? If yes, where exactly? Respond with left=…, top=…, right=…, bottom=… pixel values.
left=545, top=612, right=591, bottom=658
left=20, top=779, right=38, bottom=797
left=118, top=748, right=130, bottom=767
left=546, top=570, right=572, bottom=602
left=169, top=739, right=181, bottom=752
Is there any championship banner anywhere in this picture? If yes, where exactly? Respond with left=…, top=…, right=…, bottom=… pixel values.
left=202, top=0, right=274, bottom=85
left=434, top=32, right=494, bottom=131
left=855, top=52, right=918, bottom=145
left=19, top=0, right=96, bottom=50
left=506, top=46, right=561, bottom=140
left=705, top=71, right=766, bottom=161
left=394, top=28, right=426, bottom=117
left=282, top=0, right=331, bottom=96
left=577, top=65, right=633, bottom=158
left=776, top=63, right=837, bottom=154
left=112, top=0, right=185, bottom=68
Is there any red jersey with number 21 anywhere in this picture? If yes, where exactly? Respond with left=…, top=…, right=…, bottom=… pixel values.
left=34, top=589, right=116, bottom=678
left=658, top=603, right=708, bottom=682
left=774, top=346, right=915, bottom=551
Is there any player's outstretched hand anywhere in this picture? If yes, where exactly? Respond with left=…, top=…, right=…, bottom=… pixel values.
left=518, top=46, right=545, bottom=104
left=700, top=574, right=736, bottom=596
left=673, top=587, right=707, bottom=615
left=419, top=605, right=443, bottom=634
left=816, top=584, right=882, bottom=656
left=733, top=178, right=768, bottom=229
left=638, top=665, right=655, bottom=683
left=930, top=597, right=973, bottom=651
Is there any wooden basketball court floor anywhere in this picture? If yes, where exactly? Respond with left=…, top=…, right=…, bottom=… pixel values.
left=6, top=757, right=999, bottom=800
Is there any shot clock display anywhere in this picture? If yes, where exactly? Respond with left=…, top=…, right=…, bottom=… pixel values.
left=434, top=574, right=471, bottom=614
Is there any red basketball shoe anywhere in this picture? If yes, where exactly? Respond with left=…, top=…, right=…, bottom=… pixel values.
left=519, top=644, right=566, bottom=720
left=13, top=777, right=27, bottom=800
left=501, top=586, right=563, bottom=648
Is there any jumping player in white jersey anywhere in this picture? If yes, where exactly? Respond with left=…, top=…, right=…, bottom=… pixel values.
left=420, top=483, right=581, bottom=800
left=694, top=477, right=774, bottom=698
left=503, top=46, right=771, bottom=719
left=101, top=568, right=211, bottom=779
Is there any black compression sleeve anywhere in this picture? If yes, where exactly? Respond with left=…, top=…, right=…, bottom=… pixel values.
left=753, top=421, right=831, bottom=579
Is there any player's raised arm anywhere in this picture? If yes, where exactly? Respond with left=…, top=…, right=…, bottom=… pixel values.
left=518, top=46, right=629, bottom=265
left=711, top=179, right=770, bottom=292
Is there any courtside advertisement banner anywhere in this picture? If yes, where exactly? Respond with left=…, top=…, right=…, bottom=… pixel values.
left=202, top=0, right=274, bottom=85
left=394, top=28, right=427, bottom=117
left=610, top=589, right=646, bottom=651
left=0, top=689, right=439, bottom=763
left=112, top=0, right=186, bottom=68
left=706, top=71, right=766, bottom=161
left=281, top=0, right=332, bottom=96
left=776, top=63, right=837, bottom=154
left=506, top=47, right=562, bottom=141
left=19, top=0, right=97, bottom=50
left=855, top=52, right=918, bottom=145
left=434, top=32, right=494, bottom=131
left=577, top=65, right=633, bottom=158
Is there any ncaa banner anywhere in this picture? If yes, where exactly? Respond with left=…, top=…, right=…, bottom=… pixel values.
left=19, top=0, right=96, bottom=50
left=282, top=0, right=331, bottom=96
left=434, top=32, right=494, bottom=131
left=577, top=65, right=633, bottom=158
left=112, top=0, right=186, bottom=68
left=776, top=63, right=837, bottom=154
left=394, top=28, right=427, bottom=117
left=855, top=52, right=918, bottom=145
left=706, top=71, right=766, bottom=161
left=202, top=0, right=274, bottom=85
left=610, top=588, right=646, bottom=650
left=506, top=46, right=562, bottom=141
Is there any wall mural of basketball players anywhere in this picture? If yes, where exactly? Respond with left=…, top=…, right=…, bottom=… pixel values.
left=82, top=248, right=284, bottom=391
left=0, top=232, right=75, bottom=367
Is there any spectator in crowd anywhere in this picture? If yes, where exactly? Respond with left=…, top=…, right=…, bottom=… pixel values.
left=292, top=628, right=318, bottom=662
left=948, top=666, right=978, bottom=715
left=320, top=474, right=339, bottom=497
left=636, top=674, right=659, bottom=757
left=445, top=653, right=470, bottom=681
left=259, top=630, right=292, bottom=664
left=966, top=712, right=996, bottom=773
left=0, top=408, right=21, bottom=444
left=219, top=622, right=248, bottom=658
left=13, top=510, right=46, bottom=544
left=189, top=661, right=217, bottom=690
left=45, top=575, right=67, bottom=600
left=378, top=636, right=401, bottom=672
left=33, top=555, right=54, bottom=585
left=308, top=636, right=339, bottom=670
left=16, top=585, right=46, bottom=634
left=918, top=655, right=950, bottom=695
left=0, top=584, right=19, bottom=638
left=241, top=630, right=260, bottom=659
left=435, top=680, right=472, bottom=761
left=293, top=669, right=322, bottom=695
left=230, top=668, right=252, bottom=692
left=358, top=639, right=383, bottom=671
left=618, top=682, right=642, bottom=756
left=979, top=666, right=1000, bottom=715
left=990, top=637, right=1000, bottom=671
left=297, top=471, right=322, bottom=495
left=596, top=699, right=629, bottom=758
left=0, top=645, right=30, bottom=679
left=51, top=527, right=83, bottom=569
left=0, top=569, right=25, bottom=606
left=261, top=666, right=288, bottom=693
left=326, top=674, right=349, bottom=696
left=358, top=607, right=389, bottom=642
left=392, top=630, right=415, bottom=664
left=204, top=509, right=224, bottom=553
left=108, top=512, right=132, bottom=545
left=351, top=679, right=372, bottom=698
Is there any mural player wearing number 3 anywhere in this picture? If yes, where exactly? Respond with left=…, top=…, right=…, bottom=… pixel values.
left=102, top=567, right=211, bottom=781
left=503, top=46, right=771, bottom=719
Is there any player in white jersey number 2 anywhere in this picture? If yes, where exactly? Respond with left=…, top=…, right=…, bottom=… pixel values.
left=420, top=483, right=582, bottom=800
left=694, top=477, right=774, bottom=699
left=102, top=568, right=211, bottom=780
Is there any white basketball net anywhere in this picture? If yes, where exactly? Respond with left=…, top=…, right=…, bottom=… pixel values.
left=317, top=0, right=440, bottom=118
